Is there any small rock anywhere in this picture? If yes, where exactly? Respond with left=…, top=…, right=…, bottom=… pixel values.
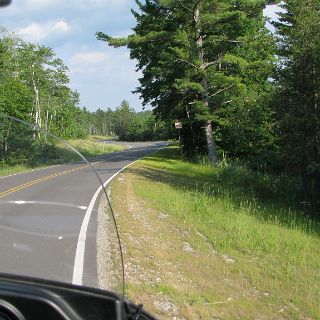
left=154, top=298, right=178, bottom=315
left=222, top=254, right=236, bottom=264
left=157, top=212, right=168, bottom=220
left=183, top=242, right=194, bottom=252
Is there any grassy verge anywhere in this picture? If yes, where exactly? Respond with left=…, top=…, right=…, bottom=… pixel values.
left=0, top=135, right=125, bottom=177
left=90, top=135, right=115, bottom=141
left=110, top=146, right=320, bottom=319
left=54, top=135, right=124, bottom=161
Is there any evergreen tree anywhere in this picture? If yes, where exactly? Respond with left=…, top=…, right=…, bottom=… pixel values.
left=273, top=0, right=320, bottom=207
left=97, top=0, right=276, bottom=164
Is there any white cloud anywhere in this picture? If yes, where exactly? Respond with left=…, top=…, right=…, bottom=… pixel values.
left=69, top=49, right=138, bottom=82
left=70, top=51, right=110, bottom=65
left=0, top=0, right=143, bottom=110
left=17, top=19, right=70, bottom=42
left=53, top=20, right=70, bottom=33
left=68, top=47, right=141, bottom=109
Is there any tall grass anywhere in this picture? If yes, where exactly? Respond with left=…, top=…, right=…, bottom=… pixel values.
left=140, top=147, right=319, bottom=236
left=54, top=136, right=124, bottom=162
left=0, top=135, right=125, bottom=176
left=128, top=146, right=320, bottom=318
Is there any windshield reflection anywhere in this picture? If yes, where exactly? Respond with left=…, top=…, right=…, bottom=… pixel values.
left=0, top=114, right=124, bottom=295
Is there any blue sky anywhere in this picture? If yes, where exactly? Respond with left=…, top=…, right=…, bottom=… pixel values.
left=0, top=1, right=281, bottom=112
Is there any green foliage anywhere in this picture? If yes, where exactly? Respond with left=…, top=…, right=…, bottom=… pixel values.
left=97, top=1, right=320, bottom=212
left=0, top=30, right=89, bottom=167
left=87, top=100, right=174, bottom=142
left=97, top=0, right=276, bottom=160
left=129, top=147, right=320, bottom=318
left=272, top=0, right=320, bottom=209
left=0, top=31, right=87, bottom=140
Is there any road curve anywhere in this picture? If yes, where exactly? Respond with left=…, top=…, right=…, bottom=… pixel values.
left=0, top=141, right=167, bottom=289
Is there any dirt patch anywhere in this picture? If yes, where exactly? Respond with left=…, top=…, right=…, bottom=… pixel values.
left=96, top=193, right=122, bottom=293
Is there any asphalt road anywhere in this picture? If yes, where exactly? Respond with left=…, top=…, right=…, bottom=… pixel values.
left=0, top=141, right=166, bottom=289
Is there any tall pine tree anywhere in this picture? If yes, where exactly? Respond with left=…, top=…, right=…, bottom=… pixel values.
left=97, top=0, right=275, bottom=163
left=273, top=0, right=320, bottom=207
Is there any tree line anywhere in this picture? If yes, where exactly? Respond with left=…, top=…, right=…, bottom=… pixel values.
left=0, top=30, right=88, bottom=140
left=85, top=100, right=174, bottom=141
left=0, top=30, right=170, bottom=167
left=97, top=0, right=320, bottom=211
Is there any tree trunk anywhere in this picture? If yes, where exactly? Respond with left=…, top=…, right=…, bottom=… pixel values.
left=186, top=105, right=196, bottom=147
left=194, top=3, right=218, bottom=165
left=31, top=66, right=41, bottom=140
left=205, top=121, right=218, bottom=164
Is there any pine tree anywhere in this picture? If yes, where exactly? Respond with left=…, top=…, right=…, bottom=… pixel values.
left=273, top=0, right=320, bottom=206
left=97, top=0, right=275, bottom=164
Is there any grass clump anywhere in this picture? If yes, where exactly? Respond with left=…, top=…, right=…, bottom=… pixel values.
left=112, top=146, right=320, bottom=319
left=54, top=135, right=125, bottom=162
left=0, top=135, right=125, bottom=176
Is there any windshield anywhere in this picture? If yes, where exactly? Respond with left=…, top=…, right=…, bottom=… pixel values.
left=3, top=1, right=320, bottom=319
left=0, top=114, right=124, bottom=294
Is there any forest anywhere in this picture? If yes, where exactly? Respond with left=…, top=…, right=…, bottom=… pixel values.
left=1, top=0, right=319, bottom=213
left=97, top=0, right=320, bottom=212
left=0, top=29, right=168, bottom=139
left=0, top=30, right=172, bottom=167
left=87, top=100, right=174, bottom=141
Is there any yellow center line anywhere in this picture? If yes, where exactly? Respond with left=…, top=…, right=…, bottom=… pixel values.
left=0, top=154, right=123, bottom=199
left=0, top=165, right=89, bottom=199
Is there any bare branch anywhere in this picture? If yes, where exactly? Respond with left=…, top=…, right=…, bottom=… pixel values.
left=174, top=58, right=198, bottom=69
left=200, top=59, right=220, bottom=70
left=193, top=0, right=202, bottom=23
left=193, top=0, right=202, bottom=15
left=209, top=38, right=243, bottom=44
left=177, top=0, right=192, bottom=13
left=224, top=40, right=243, bottom=44
left=210, top=85, right=233, bottom=97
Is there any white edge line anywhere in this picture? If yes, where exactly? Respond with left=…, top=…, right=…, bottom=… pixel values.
left=72, top=142, right=168, bottom=286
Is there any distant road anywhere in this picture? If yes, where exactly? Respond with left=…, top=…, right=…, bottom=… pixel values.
left=0, top=141, right=167, bottom=288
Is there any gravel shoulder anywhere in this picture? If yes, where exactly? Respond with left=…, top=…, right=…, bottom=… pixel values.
left=105, top=171, right=227, bottom=319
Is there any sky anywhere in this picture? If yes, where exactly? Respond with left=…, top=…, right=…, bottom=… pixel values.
left=0, top=1, right=281, bottom=112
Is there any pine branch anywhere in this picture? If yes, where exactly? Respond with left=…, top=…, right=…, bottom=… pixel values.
left=224, top=40, right=243, bottom=43
left=210, top=85, right=233, bottom=97
left=174, top=58, right=198, bottom=69
left=176, top=58, right=220, bottom=70
left=177, top=0, right=192, bottom=13
left=201, top=59, right=220, bottom=70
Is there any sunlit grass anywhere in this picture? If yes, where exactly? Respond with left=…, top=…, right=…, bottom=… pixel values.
left=90, top=135, right=116, bottom=141
left=0, top=164, right=33, bottom=177
left=0, top=135, right=125, bottom=176
left=118, top=146, right=320, bottom=319
left=54, top=135, right=125, bottom=162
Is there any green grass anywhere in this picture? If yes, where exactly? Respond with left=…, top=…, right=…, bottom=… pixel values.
left=124, top=146, right=320, bottom=319
left=90, top=135, right=115, bottom=140
left=0, top=135, right=125, bottom=177
left=0, top=164, right=35, bottom=177
left=54, top=135, right=125, bottom=161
